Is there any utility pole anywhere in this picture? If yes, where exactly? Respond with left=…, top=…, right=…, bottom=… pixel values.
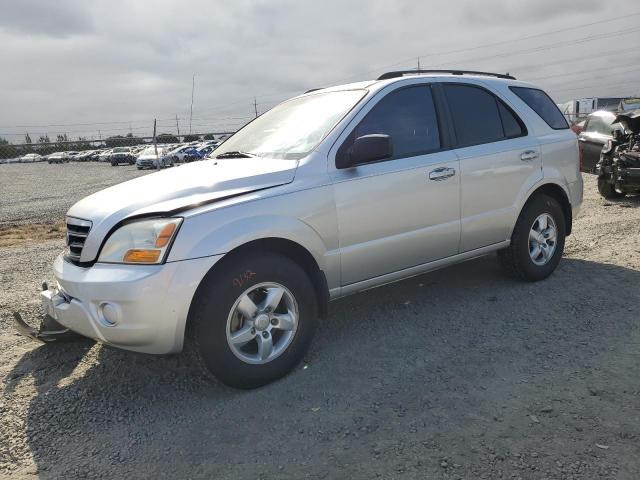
left=153, top=118, right=160, bottom=170
left=417, top=57, right=421, bottom=70
left=98, top=129, right=102, bottom=140
left=189, top=74, right=195, bottom=134
left=253, top=97, right=258, bottom=118
left=175, top=114, right=180, bottom=137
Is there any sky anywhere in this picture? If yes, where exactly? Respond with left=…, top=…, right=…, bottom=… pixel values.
left=0, top=0, right=639, bottom=142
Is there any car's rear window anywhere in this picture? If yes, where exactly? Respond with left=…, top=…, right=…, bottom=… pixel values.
left=510, top=87, right=568, bottom=130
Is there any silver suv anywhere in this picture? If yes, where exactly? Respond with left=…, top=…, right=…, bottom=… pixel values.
left=40, top=70, right=582, bottom=388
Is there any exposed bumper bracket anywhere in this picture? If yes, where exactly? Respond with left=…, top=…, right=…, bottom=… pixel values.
left=13, top=311, right=82, bottom=343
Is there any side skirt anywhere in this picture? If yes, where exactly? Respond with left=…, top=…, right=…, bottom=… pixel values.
left=329, top=241, right=510, bottom=299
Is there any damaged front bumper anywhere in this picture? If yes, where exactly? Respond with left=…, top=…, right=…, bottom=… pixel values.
left=13, top=283, right=82, bottom=343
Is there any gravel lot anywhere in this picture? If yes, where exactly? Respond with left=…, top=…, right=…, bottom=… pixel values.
left=1, top=163, right=639, bottom=479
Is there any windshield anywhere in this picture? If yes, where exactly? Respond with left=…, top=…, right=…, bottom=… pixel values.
left=214, top=89, right=366, bottom=160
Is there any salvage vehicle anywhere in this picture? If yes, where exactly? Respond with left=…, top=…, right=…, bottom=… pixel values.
left=110, top=147, right=135, bottom=166
left=577, top=110, right=619, bottom=172
left=135, top=146, right=172, bottom=169
left=595, top=109, right=640, bottom=198
left=47, top=152, right=69, bottom=164
left=19, top=70, right=582, bottom=388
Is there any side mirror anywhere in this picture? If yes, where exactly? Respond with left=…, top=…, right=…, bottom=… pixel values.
left=336, top=134, right=392, bottom=169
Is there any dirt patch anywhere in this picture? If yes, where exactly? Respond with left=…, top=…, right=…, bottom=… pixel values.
left=0, top=220, right=65, bottom=247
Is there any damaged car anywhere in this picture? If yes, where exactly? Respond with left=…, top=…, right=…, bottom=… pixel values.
left=18, top=70, right=582, bottom=388
left=595, top=109, right=640, bottom=199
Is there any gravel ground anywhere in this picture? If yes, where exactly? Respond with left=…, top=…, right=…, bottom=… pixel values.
left=1, top=163, right=639, bottom=479
left=0, top=162, right=150, bottom=226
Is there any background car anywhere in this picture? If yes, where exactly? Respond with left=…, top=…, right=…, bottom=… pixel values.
left=47, top=152, right=69, bottom=164
left=110, top=146, right=135, bottom=166
left=98, top=149, right=113, bottom=162
left=167, top=145, right=196, bottom=163
left=135, top=146, right=172, bottom=169
left=19, top=153, right=43, bottom=163
left=578, top=110, right=620, bottom=172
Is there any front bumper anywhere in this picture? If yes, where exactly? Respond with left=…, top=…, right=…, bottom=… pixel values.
left=43, top=252, right=222, bottom=354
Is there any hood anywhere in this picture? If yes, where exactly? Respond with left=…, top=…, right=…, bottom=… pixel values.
left=613, top=109, right=640, bottom=134
left=68, top=158, right=297, bottom=262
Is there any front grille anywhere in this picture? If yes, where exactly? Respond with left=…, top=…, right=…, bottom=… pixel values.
left=66, top=216, right=92, bottom=263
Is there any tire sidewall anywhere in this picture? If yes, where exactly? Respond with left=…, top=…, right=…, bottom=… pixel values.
left=190, top=252, right=317, bottom=388
left=514, top=195, right=566, bottom=281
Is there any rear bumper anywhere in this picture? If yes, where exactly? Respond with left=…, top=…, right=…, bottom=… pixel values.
left=44, top=252, right=222, bottom=354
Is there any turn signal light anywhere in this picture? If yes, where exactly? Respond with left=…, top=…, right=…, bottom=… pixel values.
left=123, top=249, right=161, bottom=263
left=155, top=223, right=177, bottom=248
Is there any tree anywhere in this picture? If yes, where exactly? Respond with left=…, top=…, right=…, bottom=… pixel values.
left=182, top=134, right=201, bottom=142
left=155, top=133, right=179, bottom=144
left=203, top=133, right=217, bottom=140
left=0, top=137, right=18, bottom=160
left=105, top=135, right=141, bottom=147
left=25, top=133, right=32, bottom=144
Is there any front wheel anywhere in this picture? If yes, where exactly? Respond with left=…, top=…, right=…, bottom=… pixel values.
left=597, top=176, right=624, bottom=199
left=188, top=251, right=318, bottom=389
left=498, top=194, right=566, bottom=282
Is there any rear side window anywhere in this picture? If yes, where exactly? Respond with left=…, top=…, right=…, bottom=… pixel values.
left=443, top=84, right=524, bottom=147
left=498, top=102, right=524, bottom=138
left=510, top=86, right=568, bottom=130
left=353, top=85, right=440, bottom=159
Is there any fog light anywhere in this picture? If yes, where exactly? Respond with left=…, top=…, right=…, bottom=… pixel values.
left=98, top=302, right=119, bottom=326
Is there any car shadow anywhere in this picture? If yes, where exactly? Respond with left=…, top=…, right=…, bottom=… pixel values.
left=5, top=256, right=640, bottom=478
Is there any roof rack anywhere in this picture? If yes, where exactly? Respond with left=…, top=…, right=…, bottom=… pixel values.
left=377, top=70, right=516, bottom=81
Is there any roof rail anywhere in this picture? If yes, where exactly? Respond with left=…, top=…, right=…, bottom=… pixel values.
left=377, top=70, right=516, bottom=81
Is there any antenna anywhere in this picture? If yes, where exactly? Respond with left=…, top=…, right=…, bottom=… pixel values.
left=253, top=97, right=258, bottom=118
left=175, top=114, right=180, bottom=136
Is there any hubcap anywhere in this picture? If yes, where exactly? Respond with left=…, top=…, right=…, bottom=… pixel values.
left=528, top=213, right=557, bottom=266
left=226, top=282, right=298, bottom=365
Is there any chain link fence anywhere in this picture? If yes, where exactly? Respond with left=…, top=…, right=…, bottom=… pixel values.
left=0, top=132, right=235, bottom=163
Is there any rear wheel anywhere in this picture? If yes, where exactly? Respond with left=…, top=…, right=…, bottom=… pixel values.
left=498, top=194, right=566, bottom=282
left=597, top=175, right=624, bottom=199
left=188, top=251, right=318, bottom=389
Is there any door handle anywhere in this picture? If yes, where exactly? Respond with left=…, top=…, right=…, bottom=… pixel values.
left=520, top=150, right=539, bottom=161
left=428, top=167, right=456, bottom=181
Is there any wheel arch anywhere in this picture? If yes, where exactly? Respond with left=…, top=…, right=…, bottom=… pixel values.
left=522, top=181, right=573, bottom=235
left=186, top=236, right=330, bottom=341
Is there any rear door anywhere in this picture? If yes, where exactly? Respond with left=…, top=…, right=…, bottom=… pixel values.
left=440, top=83, right=542, bottom=252
left=330, top=84, right=461, bottom=286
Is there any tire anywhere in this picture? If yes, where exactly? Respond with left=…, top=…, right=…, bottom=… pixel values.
left=597, top=176, right=624, bottom=199
left=498, top=194, right=566, bottom=282
left=188, top=251, right=318, bottom=389
left=111, top=161, right=116, bottom=166
left=137, top=166, right=142, bottom=170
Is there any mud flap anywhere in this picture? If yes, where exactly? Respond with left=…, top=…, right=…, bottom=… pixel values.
left=13, top=311, right=82, bottom=343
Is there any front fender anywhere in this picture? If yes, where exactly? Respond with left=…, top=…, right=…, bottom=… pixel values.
left=167, top=213, right=335, bottom=277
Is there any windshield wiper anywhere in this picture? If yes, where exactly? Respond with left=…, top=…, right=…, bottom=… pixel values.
left=215, top=151, right=256, bottom=159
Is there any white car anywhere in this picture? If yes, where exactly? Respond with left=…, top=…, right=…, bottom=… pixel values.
left=32, top=70, right=582, bottom=388
left=20, top=153, right=44, bottom=163
left=135, top=146, right=173, bottom=169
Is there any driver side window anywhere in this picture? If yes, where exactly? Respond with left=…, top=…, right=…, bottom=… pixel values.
left=340, top=85, right=441, bottom=163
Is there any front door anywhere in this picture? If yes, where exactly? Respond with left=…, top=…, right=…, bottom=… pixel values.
left=330, top=84, right=461, bottom=286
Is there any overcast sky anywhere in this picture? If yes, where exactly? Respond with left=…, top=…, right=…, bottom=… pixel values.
left=0, top=0, right=639, bottom=141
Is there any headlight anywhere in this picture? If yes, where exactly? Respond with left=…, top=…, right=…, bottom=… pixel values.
left=98, top=218, right=182, bottom=264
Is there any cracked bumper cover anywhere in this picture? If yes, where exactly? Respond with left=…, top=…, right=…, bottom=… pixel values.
left=42, top=252, right=222, bottom=354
